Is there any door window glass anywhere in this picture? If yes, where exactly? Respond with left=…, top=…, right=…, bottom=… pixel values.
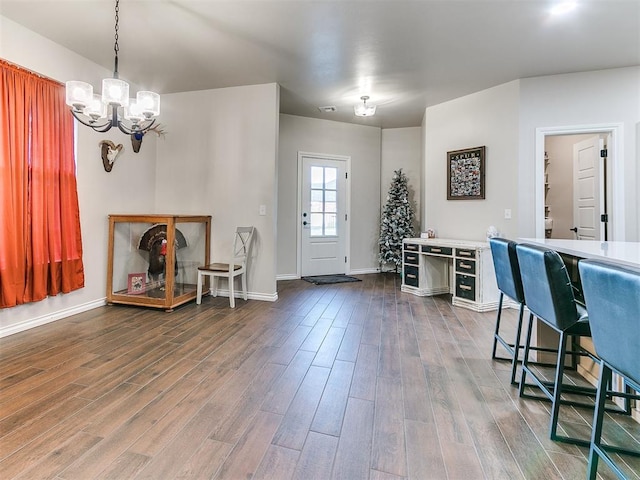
left=310, top=166, right=338, bottom=237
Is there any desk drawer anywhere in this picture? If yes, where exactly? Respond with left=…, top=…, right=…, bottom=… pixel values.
left=455, top=258, right=476, bottom=275
left=455, top=274, right=476, bottom=301
left=456, top=248, right=476, bottom=259
left=422, top=245, right=453, bottom=256
left=403, top=251, right=420, bottom=265
left=404, top=265, right=419, bottom=287
left=404, top=243, right=420, bottom=252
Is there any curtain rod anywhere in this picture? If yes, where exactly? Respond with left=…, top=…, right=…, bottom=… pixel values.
left=0, top=57, right=63, bottom=87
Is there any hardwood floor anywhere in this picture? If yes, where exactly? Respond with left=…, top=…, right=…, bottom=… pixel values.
left=1, top=273, right=638, bottom=479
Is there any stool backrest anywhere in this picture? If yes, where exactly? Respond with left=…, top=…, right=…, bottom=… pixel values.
left=516, top=243, right=579, bottom=330
left=578, top=259, right=640, bottom=386
left=489, top=237, right=524, bottom=304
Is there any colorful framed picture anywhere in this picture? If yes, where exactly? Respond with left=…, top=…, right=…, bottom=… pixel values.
left=447, top=146, right=486, bottom=200
left=127, top=272, right=146, bottom=295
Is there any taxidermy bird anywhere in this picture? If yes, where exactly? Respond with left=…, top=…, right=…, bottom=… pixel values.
left=148, top=239, right=178, bottom=289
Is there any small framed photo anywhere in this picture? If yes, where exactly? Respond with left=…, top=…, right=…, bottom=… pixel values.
left=127, top=273, right=146, bottom=295
left=447, top=146, right=486, bottom=200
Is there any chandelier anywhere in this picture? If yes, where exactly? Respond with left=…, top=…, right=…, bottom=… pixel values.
left=354, top=95, right=376, bottom=117
left=65, top=0, right=160, bottom=134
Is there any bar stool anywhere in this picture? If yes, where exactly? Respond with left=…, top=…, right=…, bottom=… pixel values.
left=515, top=243, right=597, bottom=447
left=579, top=259, right=640, bottom=480
left=489, top=238, right=526, bottom=385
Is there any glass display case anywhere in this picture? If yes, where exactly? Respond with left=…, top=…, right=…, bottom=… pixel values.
left=107, top=214, right=211, bottom=311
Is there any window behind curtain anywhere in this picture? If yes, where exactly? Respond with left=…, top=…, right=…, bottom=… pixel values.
left=0, top=59, right=84, bottom=308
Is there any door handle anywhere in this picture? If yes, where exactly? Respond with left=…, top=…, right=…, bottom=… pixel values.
left=570, top=227, right=578, bottom=233
left=303, top=221, right=308, bottom=226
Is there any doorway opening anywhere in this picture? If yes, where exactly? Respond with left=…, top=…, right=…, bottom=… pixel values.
left=535, top=124, right=625, bottom=241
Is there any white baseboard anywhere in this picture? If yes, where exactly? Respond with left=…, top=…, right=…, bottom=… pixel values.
left=276, top=274, right=299, bottom=281
left=0, top=298, right=107, bottom=338
left=349, top=268, right=380, bottom=275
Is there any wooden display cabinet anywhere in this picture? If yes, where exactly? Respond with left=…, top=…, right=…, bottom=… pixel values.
left=107, top=214, right=211, bottom=311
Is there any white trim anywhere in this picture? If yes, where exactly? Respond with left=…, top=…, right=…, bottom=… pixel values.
left=535, top=123, right=625, bottom=240
left=349, top=268, right=380, bottom=275
left=202, top=289, right=278, bottom=303
left=297, top=151, right=351, bottom=277
left=276, top=274, right=299, bottom=281
left=0, top=298, right=106, bottom=338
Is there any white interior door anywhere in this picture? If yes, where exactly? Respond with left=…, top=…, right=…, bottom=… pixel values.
left=300, top=156, right=347, bottom=276
left=572, top=136, right=602, bottom=240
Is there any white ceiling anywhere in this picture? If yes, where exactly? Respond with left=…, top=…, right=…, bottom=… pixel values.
left=2, top=0, right=639, bottom=128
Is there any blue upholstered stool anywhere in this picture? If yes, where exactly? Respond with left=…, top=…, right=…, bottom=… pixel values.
left=515, top=243, right=598, bottom=447
left=489, top=238, right=526, bottom=384
left=489, top=238, right=559, bottom=385
left=579, top=259, right=640, bottom=479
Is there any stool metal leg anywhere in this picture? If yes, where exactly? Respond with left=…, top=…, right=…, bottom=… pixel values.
left=587, top=364, right=611, bottom=480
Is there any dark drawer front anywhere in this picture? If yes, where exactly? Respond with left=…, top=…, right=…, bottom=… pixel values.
left=404, top=265, right=419, bottom=287
left=403, top=251, right=419, bottom=265
left=456, top=274, right=476, bottom=301
left=404, top=243, right=420, bottom=252
left=422, top=245, right=453, bottom=256
left=455, top=258, right=476, bottom=275
left=456, top=248, right=476, bottom=259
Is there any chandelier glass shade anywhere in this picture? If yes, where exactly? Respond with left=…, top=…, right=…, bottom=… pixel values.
left=354, top=95, right=376, bottom=117
left=65, top=0, right=160, bottom=135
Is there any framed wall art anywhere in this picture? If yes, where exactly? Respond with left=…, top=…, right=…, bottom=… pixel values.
left=447, top=146, right=486, bottom=200
left=127, top=272, right=146, bottom=295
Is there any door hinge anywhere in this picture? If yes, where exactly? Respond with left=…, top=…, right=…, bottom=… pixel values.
left=601, top=213, right=609, bottom=223
left=600, top=149, right=608, bottom=158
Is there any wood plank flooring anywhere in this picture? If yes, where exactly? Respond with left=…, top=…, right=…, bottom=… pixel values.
left=1, top=273, right=639, bottom=479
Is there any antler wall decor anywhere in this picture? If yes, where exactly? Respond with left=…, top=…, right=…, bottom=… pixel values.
left=99, top=140, right=123, bottom=172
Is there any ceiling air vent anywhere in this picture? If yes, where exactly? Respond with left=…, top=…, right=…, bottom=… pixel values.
left=318, top=106, right=337, bottom=113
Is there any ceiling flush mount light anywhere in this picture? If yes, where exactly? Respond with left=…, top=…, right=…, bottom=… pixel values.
left=354, top=96, right=376, bottom=117
left=65, top=0, right=160, bottom=134
left=550, top=1, right=578, bottom=15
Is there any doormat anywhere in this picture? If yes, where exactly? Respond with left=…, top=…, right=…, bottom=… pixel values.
left=302, top=274, right=362, bottom=285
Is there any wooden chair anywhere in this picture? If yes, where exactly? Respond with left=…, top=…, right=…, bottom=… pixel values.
left=196, top=226, right=255, bottom=308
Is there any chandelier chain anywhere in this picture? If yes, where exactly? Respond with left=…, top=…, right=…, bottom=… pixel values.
left=114, top=0, right=119, bottom=56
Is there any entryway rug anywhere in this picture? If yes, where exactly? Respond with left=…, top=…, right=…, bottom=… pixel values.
left=302, top=274, right=362, bottom=285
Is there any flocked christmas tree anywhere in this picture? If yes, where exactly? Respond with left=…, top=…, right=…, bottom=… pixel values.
left=379, top=168, right=415, bottom=272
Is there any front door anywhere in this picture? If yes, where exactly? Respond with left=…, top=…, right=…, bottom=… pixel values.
left=572, top=135, right=602, bottom=240
left=300, top=155, right=348, bottom=276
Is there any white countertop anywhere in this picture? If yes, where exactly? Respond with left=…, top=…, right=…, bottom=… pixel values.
left=519, top=238, right=640, bottom=268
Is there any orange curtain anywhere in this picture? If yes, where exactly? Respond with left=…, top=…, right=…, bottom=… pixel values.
left=0, top=59, right=84, bottom=308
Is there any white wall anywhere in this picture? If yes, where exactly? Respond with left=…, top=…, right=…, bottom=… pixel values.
left=423, top=81, right=521, bottom=241
left=277, top=114, right=382, bottom=276
left=519, top=67, right=640, bottom=240
left=381, top=127, right=422, bottom=235
left=155, top=84, right=279, bottom=300
left=0, top=16, right=158, bottom=337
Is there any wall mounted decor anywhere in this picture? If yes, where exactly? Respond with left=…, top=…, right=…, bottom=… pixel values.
left=447, top=146, right=486, bottom=200
left=99, top=140, right=123, bottom=172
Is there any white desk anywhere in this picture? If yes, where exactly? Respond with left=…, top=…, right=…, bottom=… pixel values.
left=401, top=238, right=500, bottom=312
left=519, top=238, right=640, bottom=268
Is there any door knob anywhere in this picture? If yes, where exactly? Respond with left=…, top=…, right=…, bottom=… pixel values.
left=570, top=227, right=578, bottom=233
left=303, top=221, right=308, bottom=226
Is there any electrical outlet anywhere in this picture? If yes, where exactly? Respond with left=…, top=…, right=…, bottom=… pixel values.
left=504, top=209, right=512, bottom=219
left=259, top=205, right=266, bottom=216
